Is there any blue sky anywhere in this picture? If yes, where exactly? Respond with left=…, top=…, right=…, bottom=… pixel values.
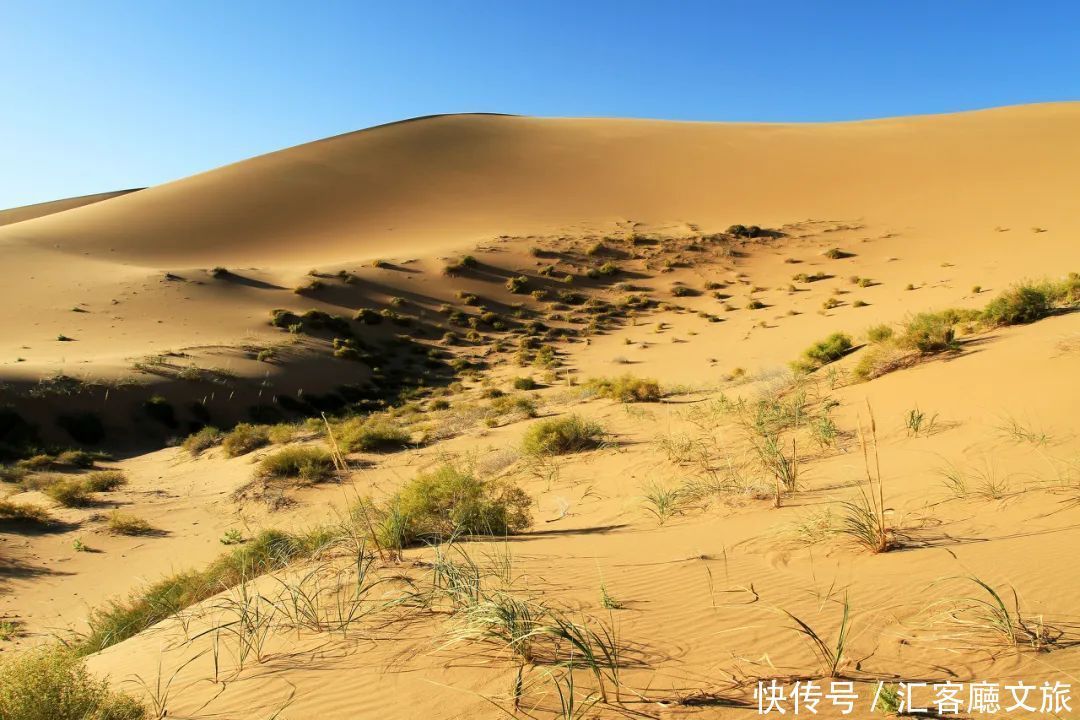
left=2, top=1, right=1078, bottom=208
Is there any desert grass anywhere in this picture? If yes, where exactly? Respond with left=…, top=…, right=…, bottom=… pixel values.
left=221, top=423, right=270, bottom=457
left=780, top=593, right=852, bottom=677
left=521, top=415, right=606, bottom=456
left=336, top=416, right=411, bottom=452
left=583, top=375, right=662, bottom=403
left=257, top=445, right=336, bottom=483
left=904, top=406, right=938, bottom=437
left=837, top=409, right=890, bottom=552
left=0, top=498, right=53, bottom=526
left=930, top=576, right=1072, bottom=652
left=791, top=332, right=853, bottom=374
left=106, top=511, right=157, bottom=536
left=182, top=426, right=223, bottom=456
left=640, top=480, right=682, bottom=525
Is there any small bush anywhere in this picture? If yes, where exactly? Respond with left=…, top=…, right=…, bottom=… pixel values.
left=182, top=426, right=223, bottom=456
left=866, top=324, right=894, bottom=343
left=82, top=470, right=126, bottom=492
left=793, top=333, right=853, bottom=373
left=505, top=275, right=529, bottom=293
left=258, top=446, right=336, bottom=483
left=522, top=415, right=605, bottom=455
left=43, top=478, right=93, bottom=507
left=488, top=395, right=539, bottom=421
left=0, top=645, right=146, bottom=720
left=898, top=312, right=959, bottom=353
left=585, top=375, right=662, bottom=403
left=337, top=417, right=411, bottom=453
left=222, top=423, right=270, bottom=457
left=512, top=376, right=538, bottom=390
left=106, top=512, right=156, bottom=536
left=54, top=450, right=95, bottom=468
left=17, top=454, right=54, bottom=470
left=0, top=498, right=53, bottom=525
left=375, top=465, right=531, bottom=547
left=982, top=284, right=1052, bottom=326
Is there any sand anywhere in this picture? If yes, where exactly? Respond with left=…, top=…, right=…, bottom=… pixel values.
left=1, top=103, right=1079, bottom=719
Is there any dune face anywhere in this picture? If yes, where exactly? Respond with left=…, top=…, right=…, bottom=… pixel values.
left=0, top=189, right=141, bottom=228
left=2, top=104, right=1080, bottom=720
left=2, top=103, right=1079, bottom=266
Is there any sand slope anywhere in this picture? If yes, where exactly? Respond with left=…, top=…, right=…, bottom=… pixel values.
left=0, top=189, right=140, bottom=228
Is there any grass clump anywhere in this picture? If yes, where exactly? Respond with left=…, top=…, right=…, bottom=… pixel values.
left=54, top=450, right=95, bottom=468
left=791, top=332, right=852, bottom=373
left=0, top=645, right=147, bottom=719
left=75, top=528, right=331, bottom=654
left=505, top=275, right=529, bottom=293
left=372, top=465, right=531, bottom=548
left=82, top=470, right=126, bottom=492
left=584, top=375, right=662, bottom=403
left=522, top=415, right=605, bottom=456
left=43, top=478, right=93, bottom=507
left=182, top=426, right=223, bottom=456
left=512, top=376, right=538, bottom=390
left=0, top=498, right=53, bottom=526
left=106, top=512, right=156, bottom=536
left=257, top=445, right=336, bottom=483
left=221, top=423, right=270, bottom=457
left=337, top=417, right=411, bottom=452
left=982, top=282, right=1054, bottom=326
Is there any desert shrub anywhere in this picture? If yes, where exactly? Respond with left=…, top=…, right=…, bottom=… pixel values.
left=17, top=454, right=54, bottom=470
left=746, top=299, right=765, bottom=310
left=106, top=512, right=155, bottom=536
left=267, top=423, right=299, bottom=444
left=258, top=446, right=336, bottom=483
left=182, top=426, right=223, bottom=456
left=54, top=450, right=95, bottom=468
left=505, top=275, right=529, bottom=293
left=898, top=312, right=959, bottom=353
left=354, top=307, right=383, bottom=325
left=430, top=399, right=451, bottom=411
left=866, top=324, right=894, bottom=343
left=337, top=417, right=411, bottom=452
left=488, top=395, right=539, bottom=421
left=377, top=465, right=531, bottom=547
left=852, top=343, right=912, bottom=382
left=0, top=465, right=27, bottom=484
left=793, top=333, right=853, bottom=373
left=522, top=415, right=605, bottom=455
left=982, top=284, right=1053, bottom=326
left=671, top=285, right=693, bottom=297
left=222, top=423, right=270, bottom=457
left=444, top=255, right=478, bottom=274
left=0, top=645, right=146, bottom=720
left=585, top=375, right=662, bottom=402
left=0, top=498, right=53, bottom=526
left=82, top=471, right=126, bottom=492
left=43, top=478, right=92, bottom=507
left=512, top=376, right=538, bottom=390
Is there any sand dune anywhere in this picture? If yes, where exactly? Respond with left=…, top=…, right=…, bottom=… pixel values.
left=2, top=103, right=1079, bottom=267
left=2, top=103, right=1080, bottom=720
left=0, top=189, right=140, bottom=228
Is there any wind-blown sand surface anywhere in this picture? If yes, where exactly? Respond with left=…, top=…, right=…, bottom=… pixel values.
left=1, top=103, right=1079, bottom=719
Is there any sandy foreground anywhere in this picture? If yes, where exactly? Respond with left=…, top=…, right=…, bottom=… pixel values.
left=1, top=103, right=1079, bottom=719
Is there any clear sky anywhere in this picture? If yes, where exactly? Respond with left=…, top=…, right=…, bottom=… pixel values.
left=2, top=1, right=1078, bottom=208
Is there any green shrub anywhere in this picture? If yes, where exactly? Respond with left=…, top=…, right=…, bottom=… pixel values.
left=522, top=415, right=605, bottom=455
left=337, top=417, right=410, bottom=452
left=488, top=395, right=539, bottom=421
left=585, top=375, right=662, bottom=402
left=376, top=465, right=531, bottom=547
left=512, top=376, right=538, bottom=390
left=982, top=284, right=1052, bottom=326
left=222, top=423, right=270, bottom=457
left=0, top=645, right=146, bottom=720
left=17, top=454, right=54, bottom=470
left=792, top=333, right=853, bottom=373
left=182, top=426, right=223, bottom=456
left=258, top=446, right=336, bottom=482
left=898, top=312, right=959, bottom=353
left=866, top=324, right=894, bottom=343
